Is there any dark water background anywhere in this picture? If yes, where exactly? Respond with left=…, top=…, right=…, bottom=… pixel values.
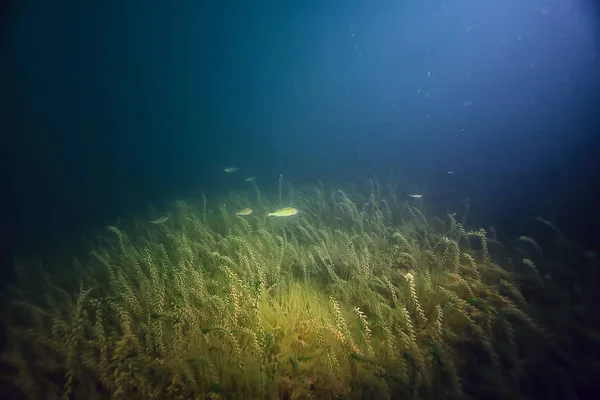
left=2, top=0, right=600, bottom=269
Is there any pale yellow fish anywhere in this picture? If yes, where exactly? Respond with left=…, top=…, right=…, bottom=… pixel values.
left=150, top=216, right=169, bottom=224
left=224, top=166, right=239, bottom=173
left=409, top=194, right=423, bottom=198
left=236, top=208, right=253, bottom=216
left=267, top=207, right=299, bottom=217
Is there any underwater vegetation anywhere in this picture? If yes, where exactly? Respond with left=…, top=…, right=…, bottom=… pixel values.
left=1, top=179, right=599, bottom=399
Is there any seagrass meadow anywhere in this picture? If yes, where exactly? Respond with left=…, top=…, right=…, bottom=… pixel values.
left=1, top=179, right=599, bottom=400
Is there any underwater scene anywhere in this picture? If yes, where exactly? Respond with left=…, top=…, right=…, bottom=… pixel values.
left=2, top=0, right=600, bottom=399
left=3, top=177, right=600, bottom=400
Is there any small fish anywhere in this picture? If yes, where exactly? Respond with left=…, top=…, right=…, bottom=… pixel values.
left=224, top=166, right=239, bottom=173
left=409, top=194, right=423, bottom=198
left=447, top=171, right=454, bottom=174
left=150, top=216, right=169, bottom=224
left=268, top=207, right=299, bottom=217
left=236, top=208, right=253, bottom=216
left=245, top=177, right=256, bottom=182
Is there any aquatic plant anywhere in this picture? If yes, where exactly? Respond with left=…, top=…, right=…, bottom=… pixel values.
left=1, top=179, right=597, bottom=399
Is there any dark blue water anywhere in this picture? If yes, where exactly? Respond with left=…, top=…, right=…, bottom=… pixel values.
left=3, top=0, right=600, bottom=257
